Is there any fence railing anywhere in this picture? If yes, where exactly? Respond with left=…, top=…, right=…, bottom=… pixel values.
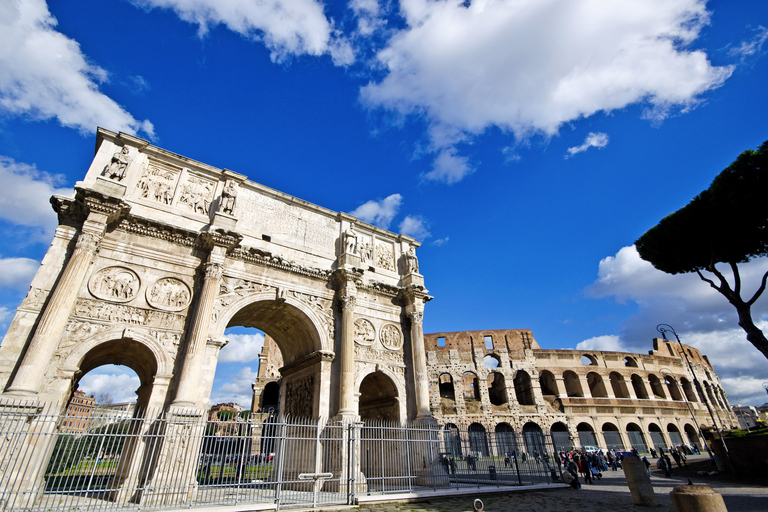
left=0, top=402, right=556, bottom=511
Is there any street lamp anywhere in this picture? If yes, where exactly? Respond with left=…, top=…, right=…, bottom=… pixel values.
left=656, top=324, right=731, bottom=465
left=660, top=368, right=711, bottom=458
left=763, top=382, right=768, bottom=395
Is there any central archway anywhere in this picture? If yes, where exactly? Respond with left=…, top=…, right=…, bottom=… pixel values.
left=221, top=296, right=329, bottom=418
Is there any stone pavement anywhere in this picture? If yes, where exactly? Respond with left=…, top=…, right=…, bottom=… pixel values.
left=354, top=456, right=768, bottom=512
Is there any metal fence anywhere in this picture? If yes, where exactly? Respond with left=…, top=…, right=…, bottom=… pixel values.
left=0, top=402, right=556, bottom=512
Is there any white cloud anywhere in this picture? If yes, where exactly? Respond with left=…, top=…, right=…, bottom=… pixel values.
left=422, top=148, right=475, bottom=184
left=211, top=366, right=258, bottom=407
left=0, top=0, right=154, bottom=136
left=576, top=334, right=627, bottom=352
left=728, top=25, right=768, bottom=60
left=432, top=236, right=449, bottom=247
left=78, top=366, right=141, bottom=404
left=0, top=257, right=39, bottom=289
left=586, top=245, right=768, bottom=405
left=398, top=215, right=430, bottom=241
left=566, top=132, right=609, bottom=158
left=0, top=156, right=72, bottom=240
left=361, top=0, right=731, bottom=182
left=349, top=0, right=386, bottom=37
left=0, top=307, right=11, bottom=325
left=218, top=333, right=265, bottom=363
left=132, top=0, right=354, bottom=65
left=350, top=193, right=402, bottom=229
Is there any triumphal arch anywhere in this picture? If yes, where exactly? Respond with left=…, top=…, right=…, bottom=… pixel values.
left=0, top=128, right=432, bottom=420
left=0, top=128, right=435, bottom=504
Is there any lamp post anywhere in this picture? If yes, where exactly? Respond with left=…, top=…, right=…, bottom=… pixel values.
left=763, top=382, right=768, bottom=395
left=660, top=368, right=711, bottom=458
left=656, top=324, right=731, bottom=466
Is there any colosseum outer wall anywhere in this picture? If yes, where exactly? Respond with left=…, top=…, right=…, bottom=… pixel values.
left=423, top=329, right=738, bottom=454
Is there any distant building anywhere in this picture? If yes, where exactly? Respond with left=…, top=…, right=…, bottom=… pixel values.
left=732, top=405, right=759, bottom=429
left=60, top=390, right=95, bottom=433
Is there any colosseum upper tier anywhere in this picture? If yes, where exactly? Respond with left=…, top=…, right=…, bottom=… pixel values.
left=422, top=329, right=737, bottom=453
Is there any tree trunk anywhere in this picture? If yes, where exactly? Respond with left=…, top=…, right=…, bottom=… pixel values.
left=734, top=303, right=768, bottom=360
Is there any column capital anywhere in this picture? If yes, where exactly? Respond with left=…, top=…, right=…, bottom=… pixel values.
left=75, top=231, right=102, bottom=254
left=204, top=262, right=224, bottom=280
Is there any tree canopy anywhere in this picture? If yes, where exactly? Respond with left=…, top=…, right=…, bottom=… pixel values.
left=636, top=140, right=768, bottom=359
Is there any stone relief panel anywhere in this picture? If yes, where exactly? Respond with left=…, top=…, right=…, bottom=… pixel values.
left=375, top=241, right=395, bottom=271
left=354, top=318, right=375, bottom=346
left=136, top=161, right=180, bottom=205
left=73, top=298, right=185, bottom=330
left=355, top=345, right=406, bottom=367
left=146, top=278, right=192, bottom=312
left=284, top=375, right=314, bottom=418
left=178, top=174, right=216, bottom=215
left=358, top=234, right=374, bottom=265
left=380, top=324, right=403, bottom=351
left=19, top=288, right=48, bottom=311
left=211, top=277, right=274, bottom=324
left=88, top=267, right=140, bottom=303
left=289, top=290, right=335, bottom=342
left=237, top=190, right=336, bottom=251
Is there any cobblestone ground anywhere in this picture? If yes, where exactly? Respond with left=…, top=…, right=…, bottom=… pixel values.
left=354, top=456, right=768, bottom=512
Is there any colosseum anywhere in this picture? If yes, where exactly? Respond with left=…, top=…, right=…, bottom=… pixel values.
left=252, top=328, right=738, bottom=455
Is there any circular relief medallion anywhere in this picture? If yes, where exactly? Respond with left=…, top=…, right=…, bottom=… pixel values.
left=353, top=318, right=376, bottom=346
left=88, top=266, right=140, bottom=303
left=380, top=324, right=403, bottom=351
left=146, top=277, right=192, bottom=312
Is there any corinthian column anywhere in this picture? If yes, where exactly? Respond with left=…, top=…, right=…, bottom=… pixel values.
left=6, top=232, right=102, bottom=396
left=172, top=231, right=240, bottom=408
left=173, top=261, right=223, bottom=407
left=332, top=269, right=361, bottom=418
left=5, top=190, right=129, bottom=397
left=403, top=288, right=434, bottom=423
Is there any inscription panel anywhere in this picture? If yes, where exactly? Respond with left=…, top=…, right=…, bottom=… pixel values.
left=237, top=189, right=336, bottom=252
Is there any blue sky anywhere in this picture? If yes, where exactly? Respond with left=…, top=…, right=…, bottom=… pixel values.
left=1, top=0, right=768, bottom=408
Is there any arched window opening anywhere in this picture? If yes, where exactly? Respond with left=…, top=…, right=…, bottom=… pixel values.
left=684, top=424, right=701, bottom=448
left=626, top=423, right=648, bottom=454
left=648, top=374, right=666, bottom=399
left=576, top=422, right=598, bottom=448
left=563, top=371, right=583, bottom=397
left=514, top=370, right=535, bottom=405
left=581, top=354, right=598, bottom=366
left=444, top=423, right=462, bottom=458
left=665, top=376, right=683, bottom=401
left=680, top=378, right=697, bottom=402
left=522, top=422, right=545, bottom=457
left=462, top=372, right=481, bottom=401
left=631, top=374, right=649, bottom=399
left=439, top=373, right=455, bottom=400
left=468, top=423, right=489, bottom=457
left=609, top=372, right=630, bottom=398
left=550, top=422, right=572, bottom=452
left=496, top=423, right=518, bottom=456
left=624, top=356, right=638, bottom=367
left=587, top=372, right=608, bottom=398
left=483, top=354, right=500, bottom=369
left=667, top=424, right=684, bottom=447
left=487, top=372, right=507, bottom=406
left=539, top=370, right=558, bottom=396
left=648, top=423, right=667, bottom=451
left=602, top=423, right=624, bottom=450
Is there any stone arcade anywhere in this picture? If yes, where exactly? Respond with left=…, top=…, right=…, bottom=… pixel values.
left=0, top=128, right=432, bottom=504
